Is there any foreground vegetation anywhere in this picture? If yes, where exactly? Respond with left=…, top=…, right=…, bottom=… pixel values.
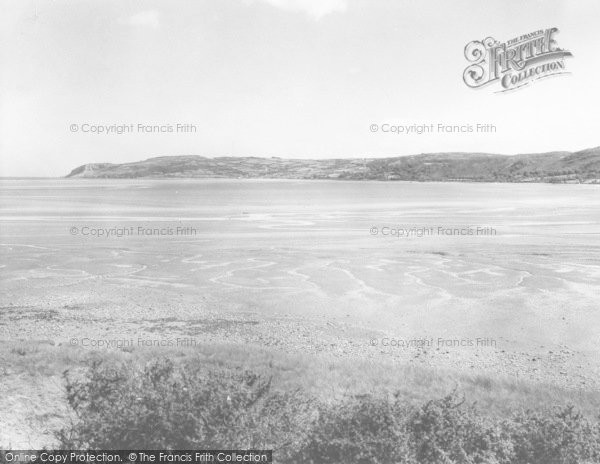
left=57, top=356, right=600, bottom=464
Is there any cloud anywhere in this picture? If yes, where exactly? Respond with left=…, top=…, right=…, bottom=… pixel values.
left=124, top=10, right=160, bottom=29
left=247, top=0, right=347, bottom=20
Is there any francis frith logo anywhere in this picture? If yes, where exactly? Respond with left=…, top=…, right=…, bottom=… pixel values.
left=463, top=28, right=573, bottom=92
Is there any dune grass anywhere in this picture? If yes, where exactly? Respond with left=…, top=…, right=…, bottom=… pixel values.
left=3, top=338, right=600, bottom=419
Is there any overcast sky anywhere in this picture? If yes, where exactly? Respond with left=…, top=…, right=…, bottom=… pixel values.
left=1, top=0, right=599, bottom=177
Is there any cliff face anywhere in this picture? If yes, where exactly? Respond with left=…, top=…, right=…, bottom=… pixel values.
left=66, top=163, right=115, bottom=178
left=66, top=148, right=600, bottom=183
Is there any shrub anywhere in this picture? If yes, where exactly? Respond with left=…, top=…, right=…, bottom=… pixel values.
left=406, top=392, right=513, bottom=464
left=290, top=395, right=413, bottom=464
left=58, top=359, right=600, bottom=464
left=289, top=391, right=517, bottom=464
left=508, top=405, right=600, bottom=464
left=58, top=357, right=313, bottom=452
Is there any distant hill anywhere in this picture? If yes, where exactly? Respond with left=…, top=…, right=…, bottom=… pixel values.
left=66, top=147, right=600, bottom=183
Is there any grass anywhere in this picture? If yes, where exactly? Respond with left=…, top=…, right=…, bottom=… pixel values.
left=2, top=339, right=600, bottom=415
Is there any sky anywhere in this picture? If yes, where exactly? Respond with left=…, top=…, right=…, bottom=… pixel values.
left=1, top=0, right=599, bottom=177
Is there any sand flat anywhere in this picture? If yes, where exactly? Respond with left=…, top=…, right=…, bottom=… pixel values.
left=1, top=179, right=600, bottom=388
